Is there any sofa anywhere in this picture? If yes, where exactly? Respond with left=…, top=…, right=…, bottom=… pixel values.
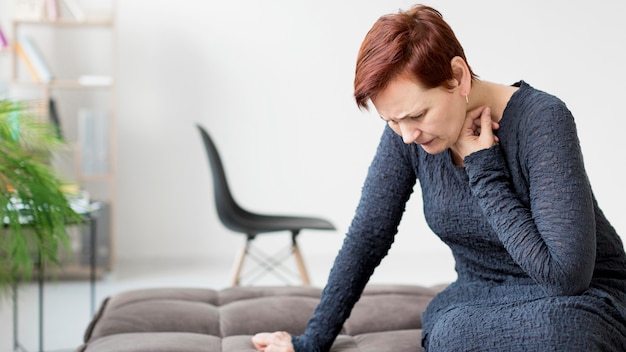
left=77, top=283, right=447, bottom=352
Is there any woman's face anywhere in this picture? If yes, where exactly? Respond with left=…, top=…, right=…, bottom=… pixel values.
left=372, top=76, right=466, bottom=155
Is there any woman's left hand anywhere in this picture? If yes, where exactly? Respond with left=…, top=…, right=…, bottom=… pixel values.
left=252, top=331, right=294, bottom=352
left=453, top=105, right=499, bottom=159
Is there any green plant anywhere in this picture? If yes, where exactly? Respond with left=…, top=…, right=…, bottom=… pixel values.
left=0, top=99, right=82, bottom=295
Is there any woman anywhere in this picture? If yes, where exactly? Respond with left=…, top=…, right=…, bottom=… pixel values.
left=253, top=4, right=626, bottom=351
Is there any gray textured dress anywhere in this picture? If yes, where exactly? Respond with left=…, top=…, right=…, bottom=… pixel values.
left=292, top=81, right=626, bottom=351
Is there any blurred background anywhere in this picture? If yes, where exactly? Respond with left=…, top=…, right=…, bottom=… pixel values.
left=1, top=0, right=625, bottom=350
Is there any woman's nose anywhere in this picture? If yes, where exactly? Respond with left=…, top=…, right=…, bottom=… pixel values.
left=399, top=121, right=420, bottom=144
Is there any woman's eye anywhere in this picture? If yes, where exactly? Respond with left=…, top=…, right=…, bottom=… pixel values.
left=411, top=114, right=424, bottom=120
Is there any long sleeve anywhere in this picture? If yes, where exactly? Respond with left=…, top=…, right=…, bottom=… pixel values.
left=292, top=126, right=417, bottom=351
left=464, top=99, right=596, bottom=296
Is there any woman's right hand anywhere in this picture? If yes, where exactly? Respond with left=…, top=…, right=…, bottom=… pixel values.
left=252, top=331, right=295, bottom=352
left=453, top=105, right=499, bottom=160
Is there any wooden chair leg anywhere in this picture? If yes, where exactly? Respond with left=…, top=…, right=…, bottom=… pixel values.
left=230, top=241, right=249, bottom=286
left=232, top=233, right=311, bottom=286
left=292, top=240, right=310, bottom=286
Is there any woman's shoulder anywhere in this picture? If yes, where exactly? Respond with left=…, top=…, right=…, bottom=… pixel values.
left=499, top=81, right=580, bottom=156
left=509, top=81, right=569, bottom=115
left=503, top=81, right=574, bottom=133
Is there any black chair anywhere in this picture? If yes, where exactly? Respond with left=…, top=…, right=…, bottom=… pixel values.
left=196, top=124, right=336, bottom=286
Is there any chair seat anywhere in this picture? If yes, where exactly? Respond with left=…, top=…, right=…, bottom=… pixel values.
left=223, top=212, right=336, bottom=235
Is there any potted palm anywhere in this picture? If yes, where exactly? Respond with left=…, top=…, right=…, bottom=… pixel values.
left=0, top=98, right=82, bottom=296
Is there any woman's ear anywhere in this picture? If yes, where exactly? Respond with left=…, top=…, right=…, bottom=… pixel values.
left=450, top=56, right=471, bottom=96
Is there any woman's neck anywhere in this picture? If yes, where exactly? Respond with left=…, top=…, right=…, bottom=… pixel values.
left=467, top=80, right=518, bottom=123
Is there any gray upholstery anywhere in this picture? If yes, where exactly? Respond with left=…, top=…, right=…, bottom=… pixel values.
left=77, top=284, right=447, bottom=352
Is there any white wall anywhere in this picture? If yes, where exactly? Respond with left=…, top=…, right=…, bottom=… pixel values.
left=114, top=0, right=626, bottom=270
left=31, top=0, right=626, bottom=283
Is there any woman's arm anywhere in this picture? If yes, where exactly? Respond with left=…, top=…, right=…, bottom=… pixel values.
left=465, top=102, right=596, bottom=296
left=290, top=126, right=418, bottom=351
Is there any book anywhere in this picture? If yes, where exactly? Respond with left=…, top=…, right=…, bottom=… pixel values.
left=48, top=98, right=63, bottom=140
left=45, top=0, right=60, bottom=21
left=62, top=0, right=85, bottom=22
left=14, top=42, right=41, bottom=82
left=17, top=35, right=53, bottom=83
left=0, top=26, right=8, bottom=49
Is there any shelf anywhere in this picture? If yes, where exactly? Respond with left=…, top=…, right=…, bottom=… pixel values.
left=33, top=264, right=107, bottom=280
left=13, top=18, right=114, bottom=27
left=11, top=79, right=115, bottom=89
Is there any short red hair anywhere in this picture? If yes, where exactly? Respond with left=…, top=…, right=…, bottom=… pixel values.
left=354, top=4, right=477, bottom=110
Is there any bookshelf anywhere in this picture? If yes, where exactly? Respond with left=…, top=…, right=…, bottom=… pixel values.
left=7, top=0, right=117, bottom=278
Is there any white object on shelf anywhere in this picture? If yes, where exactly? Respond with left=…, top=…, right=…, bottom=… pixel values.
left=14, top=0, right=45, bottom=21
left=78, top=108, right=109, bottom=175
left=82, top=0, right=114, bottom=21
left=78, top=75, right=113, bottom=86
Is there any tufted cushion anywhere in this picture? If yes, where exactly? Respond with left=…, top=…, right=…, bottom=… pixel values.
left=76, top=284, right=446, bottom=352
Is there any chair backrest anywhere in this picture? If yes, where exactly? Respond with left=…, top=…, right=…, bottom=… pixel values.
left=196, top=124, right=247, bottom=232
